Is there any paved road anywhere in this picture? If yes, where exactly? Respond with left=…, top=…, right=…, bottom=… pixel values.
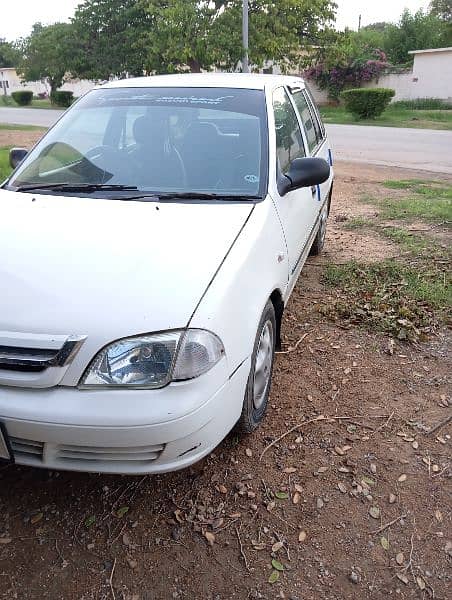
left=0, top=107, right=64, bottom=127
left=1, top=108, right=451, bottom=174
left=326, top=123, right=452, bottom=175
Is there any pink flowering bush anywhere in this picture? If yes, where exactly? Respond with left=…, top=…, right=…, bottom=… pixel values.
left=305, top=48, right=389, bottom=100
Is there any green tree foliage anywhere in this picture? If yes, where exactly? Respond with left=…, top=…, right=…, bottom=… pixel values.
left=70, top=0, right=151, bottom=79
left=429, top=0, right=452, bottom=21
left=382, top=9, right=451, bottom=64
left=142, top=0, right=337, bottom=73
left=18, top=23, right=76, bottom=94
left=0, top=39, right=21, bottom=68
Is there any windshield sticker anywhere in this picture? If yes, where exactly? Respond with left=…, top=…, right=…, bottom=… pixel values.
left=244, top=175, right=259, bottom=184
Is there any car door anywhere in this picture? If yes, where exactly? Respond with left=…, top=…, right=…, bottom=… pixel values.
left=290, top=85, right=331, bottom=204
left=270, top=86, right=320, bottom=287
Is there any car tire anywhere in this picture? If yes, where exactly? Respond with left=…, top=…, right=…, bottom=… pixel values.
left=236, top=300, right=276, bottom=434
left=309, top=200, right=329, bottom=256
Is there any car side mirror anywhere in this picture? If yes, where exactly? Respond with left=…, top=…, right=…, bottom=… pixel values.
left=278, top=157, right=330, bottom=196
left=9, top=147, right=28, bottom=170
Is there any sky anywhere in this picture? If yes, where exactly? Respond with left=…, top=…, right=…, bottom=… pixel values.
left=1, top=0, right=432, bottom=42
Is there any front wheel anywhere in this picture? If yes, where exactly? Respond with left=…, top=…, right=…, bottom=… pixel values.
left=236, top=300, right=276, bottom=433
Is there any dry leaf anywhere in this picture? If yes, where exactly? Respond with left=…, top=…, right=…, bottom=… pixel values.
left=317, top=466, right=328, bottom=473
left=397, top=474, right=407, bottom=483
left=396, top=573, right=409, bottom=585
left=271, top=541, right=284, bottom=553
left=174, top=510, right=184, bottom=524
left=416, top=577, right=426, bottom=590
left=245, top=448, right=253, bottom=457
left=218, top=484, right=227, bottom=494
left=342, top=445, right=352, bottom=452
left=344, top=367, right=351, bottom=375
left=412, top=441, right=419, bottom=450
left=334, top=446, right=345, bottom=456
left=389, top=493, right=396, bottom=504
left=380, top=536, right=389, bottom=550
left=298, top=530, right=307, bottom=542
left=204, top=531, right=215, bottom=546
left=266, top=501, right=276, bottom=512
left=293, top=492, right=301, bottom=504
left=283, top=467, right=296, bottom=474
left=294, top=483, right=303, bottom=493
left=395, top=552, right=404, bottom=565
left=229, top=512, right=241, bottom=519
left=369, top=506, right=380, bottom=519
left=338, top=482, right=347, bottom=494
left=31, top=513, right=43, bottom=525
left=435, top=510, right=443, bottom=523
left=316, top=498, right=324, bottom=509
left=432, top=464, right=440, bottom=473
left=0, top=537, right=12, bottom=544
left=338, top=466, right=350, bottom=473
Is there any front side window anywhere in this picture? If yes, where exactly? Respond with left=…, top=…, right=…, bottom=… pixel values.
left=292, top=89, right=324, bottom=153
left=6, top=87, right=268, bottom=199
left=273, top=87, right=305, bottom=176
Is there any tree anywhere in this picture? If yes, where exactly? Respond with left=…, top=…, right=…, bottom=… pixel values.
left=429, top=0, right=452, bottom=21
left=18, top=23, right=76, bottom=94
left=70, top=0, right=151, bottom=80
left=382, top=9, right=451, bottom=64
left=0, top=39, right=21, bottom=68
left=141, top=0, right=337, bottom=73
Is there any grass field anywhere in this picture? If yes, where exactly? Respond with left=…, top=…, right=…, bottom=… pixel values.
left=1, top=97, right=56, bottom=110
left=0, top=147, right=11, bottom=181
left=0, top=123, right=46, bottom=131
left=320, top=105, right=452, bottom=130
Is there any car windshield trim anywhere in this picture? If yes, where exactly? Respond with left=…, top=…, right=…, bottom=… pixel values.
left=14, top=183, right=139, bottom=193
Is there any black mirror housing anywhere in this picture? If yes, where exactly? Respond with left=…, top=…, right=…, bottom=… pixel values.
left=9, top=147, right=28, bottom=170
left=278, top=157, right=330, bottom=196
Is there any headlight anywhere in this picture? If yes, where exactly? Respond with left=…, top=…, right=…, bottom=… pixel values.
left=79, top=329, right=225, bottom=388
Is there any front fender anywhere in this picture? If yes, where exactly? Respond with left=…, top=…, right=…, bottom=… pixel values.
left=188, top=196, right=288, bottom=376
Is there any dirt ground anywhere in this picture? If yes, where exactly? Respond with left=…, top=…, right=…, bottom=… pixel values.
left=0, top=161, right=450, bottom=600
left=0, top=129, right=44, bottom=149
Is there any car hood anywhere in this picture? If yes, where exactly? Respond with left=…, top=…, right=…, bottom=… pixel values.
left=1, top=190, right=253, bottom=342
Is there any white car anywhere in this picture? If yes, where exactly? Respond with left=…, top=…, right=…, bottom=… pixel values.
left=0, top=74, right=333, bottom=474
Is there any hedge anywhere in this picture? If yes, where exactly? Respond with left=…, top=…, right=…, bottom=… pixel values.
left=11, top=90, right=33, bottom=106
left=50, top=90, right=74, bottom=108
left=340, top=88, right=395, bottom=119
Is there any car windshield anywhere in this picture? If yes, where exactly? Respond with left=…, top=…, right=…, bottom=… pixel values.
left=7, top=86, right=268, bottom=199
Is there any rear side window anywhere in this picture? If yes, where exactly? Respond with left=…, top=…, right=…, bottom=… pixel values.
left=272, top=87, right=305, bottom=175
left=292, top=90, right=324, bottom=154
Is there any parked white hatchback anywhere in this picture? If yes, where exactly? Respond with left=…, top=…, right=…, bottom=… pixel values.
left=0, top=74, right=333, bottom=474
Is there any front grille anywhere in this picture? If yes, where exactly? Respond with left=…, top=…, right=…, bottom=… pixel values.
left=56, top=443, right=165, bottom=464
left=10, top=436, right=44, bottom=462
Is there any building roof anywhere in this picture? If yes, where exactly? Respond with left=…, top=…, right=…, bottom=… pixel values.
left=102, top=72, right=306, bottom=91
left=408, top=47, right=452, bottom=55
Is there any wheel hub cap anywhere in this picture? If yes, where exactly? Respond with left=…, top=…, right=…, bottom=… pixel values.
left=253, top=320, right=274, bottom=410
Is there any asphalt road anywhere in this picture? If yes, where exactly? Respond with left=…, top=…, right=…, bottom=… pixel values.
left=1, top=107, right=451, bottom=174
left=326, top=123, right=452, bottom=175
left=0, top=107, right=64, bottom=127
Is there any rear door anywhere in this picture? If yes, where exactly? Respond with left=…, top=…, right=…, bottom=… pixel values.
left=290, top=86, right=332, bottom=205
left=270, top=86, right=319, bottom=285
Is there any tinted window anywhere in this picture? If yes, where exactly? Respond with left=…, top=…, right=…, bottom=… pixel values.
left=292, top=91, right=318, bottom=153
left=273, top=87, right=305, bottom=175
left=8, top=87, right=268, bottom=198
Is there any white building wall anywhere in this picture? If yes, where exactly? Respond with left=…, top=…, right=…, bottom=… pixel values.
left=362, top=72, right=414, bottom=101
left=0, top=68, right=96, bottom=98
left=411, top=50, right=452, bottom=101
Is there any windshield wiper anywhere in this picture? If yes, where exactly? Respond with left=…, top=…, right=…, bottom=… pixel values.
left=114, top=192, right=263, bottom=202
left=15, top=183, right=139, bottom=193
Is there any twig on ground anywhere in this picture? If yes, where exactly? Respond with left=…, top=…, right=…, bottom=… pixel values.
left=260, top=414, right=391, bottom=460
left=425, top=415, right=452, bottom=436
left=109, top=557, right=117, bottom=600
left=276, top=332, right=310, bottom=355
left=235, top=526, right=251, bottom=572
left=372, top=411, right=395, bottom=435
left=371, top=514, right=407, bottom=535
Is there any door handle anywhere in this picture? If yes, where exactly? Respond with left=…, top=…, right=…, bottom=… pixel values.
left=311, top=185, right=317, bottom=197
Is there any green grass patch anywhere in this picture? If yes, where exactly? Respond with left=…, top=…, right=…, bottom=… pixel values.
left=321, top=259, right=451, bottom=341
left=0, top=147, right=12, bottom=181
left=0, top=123, right=46, bottom=132
left=380, top=181, right=452, bottom=223
left=320, top=105, right=452, bottom=130
left=343, top=216, right=375, bottom=229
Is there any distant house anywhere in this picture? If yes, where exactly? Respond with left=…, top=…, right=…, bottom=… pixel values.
left=0, top=67, right=96, bottom=98
left=408, top=47, right=452, bottom=102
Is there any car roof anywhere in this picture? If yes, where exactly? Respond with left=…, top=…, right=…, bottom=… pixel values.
left=101, top=73, right=306, bottom=91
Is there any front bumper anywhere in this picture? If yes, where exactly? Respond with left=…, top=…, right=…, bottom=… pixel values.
left=0, top=358, right=250, bottom=474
